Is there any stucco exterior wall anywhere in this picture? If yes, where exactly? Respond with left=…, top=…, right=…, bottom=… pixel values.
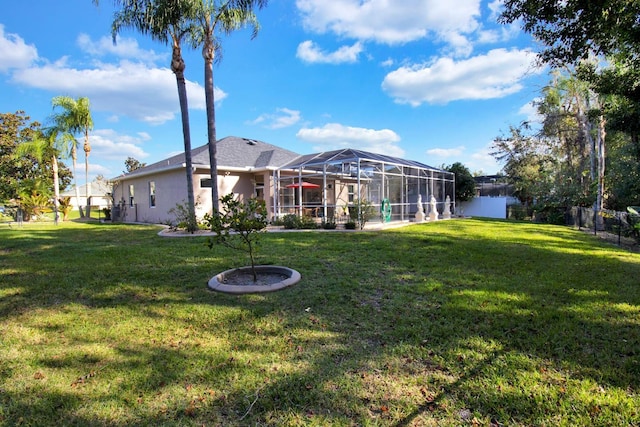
left=113, top=168, right=189, bottom=224
left=114, top=168, right=272, bottom=225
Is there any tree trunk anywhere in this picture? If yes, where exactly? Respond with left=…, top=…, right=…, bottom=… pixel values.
left=203, top=31, right=219, bottom=218
left=71, top=144, right=84, bottom=217
left=575, top=94, right=592, bottom=194
left=84, top=134, right=91, bottom=219
left=587, top=95, right=606, bottom=230
left=596, top=114, right=606, bottom=212
left=172, top=36, right=197, bottom=232
left=52, top=155, right=60, bottom=225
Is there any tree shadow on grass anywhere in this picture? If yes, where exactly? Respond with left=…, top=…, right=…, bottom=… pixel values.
left=1, top=220, right=639, bottom=425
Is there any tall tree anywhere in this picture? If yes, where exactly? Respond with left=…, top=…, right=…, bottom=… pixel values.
left=51, top=96, right=93, bottom=217
left=0, top=111, right=41, bottom=202
left=193, top=0, right=267, bottom=215
left=14, top=127, right=64, bottom=224
left=536, top=71, right=596, bottom=205
left=105, top=0, right=199, bottom=232
left=124, top=156, right=147, bottom=173
left=444, top=162, right=476, bottom=202
left=499, top=0, right=640, bottom=71
left=499, top=2, right=624, bottom=217
left=492, top=123, right=556, bottom=206
left=1, top=111, right=72, bottom=210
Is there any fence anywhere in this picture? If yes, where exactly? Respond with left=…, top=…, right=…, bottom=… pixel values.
left=506, top=204, right=640, bottom=247
left=565, top=206, right=640, bottom=243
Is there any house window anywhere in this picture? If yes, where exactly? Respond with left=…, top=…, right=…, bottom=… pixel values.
left=149, top=181, right=156, bottom=207
left=129, top=184, right=135, bottom=207
left=348, top=185, right=355, bottom=203
left=200, top=178, right=212, bottom=188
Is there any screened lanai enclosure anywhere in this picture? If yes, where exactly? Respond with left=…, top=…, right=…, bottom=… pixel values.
left=271, top=149, right=455, bottom=225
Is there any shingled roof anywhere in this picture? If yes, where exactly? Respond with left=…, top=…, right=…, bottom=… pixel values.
left=121, top=136, right=301, bottom=178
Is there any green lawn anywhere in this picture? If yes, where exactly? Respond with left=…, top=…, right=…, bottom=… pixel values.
left=0, top=219, right=639, bottom=426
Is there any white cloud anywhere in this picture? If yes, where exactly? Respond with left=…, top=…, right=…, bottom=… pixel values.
left=487, top=0, right=504, bottom=21
left=89, top=129, right=150, bottom=161
left=249, top=108, right=302, bottom=129
left=70, top=129, right=153, bottom=180
left=296, top=0, right=481, bottom=50
left=425, top=143, right=502, bottom=174
left=12, top=59, right=227, bottom=125
left=77, top=34, right=167, bottom=64
left=381, top=58, right=394, bottom=67
left=5, top=30, right=227, bottom=125
left=296, top=122, right=404, bottom=157
left=296, top=40, right=363, bottom=64
left=88, top=162, right=113, bottom=178
left=0, top=24, right=38, bottom=72
left=426, top=146, right=465, bottom=158
left=467, top=142, right=503, bottom=174
left=381, top=48, right=542, bottom=106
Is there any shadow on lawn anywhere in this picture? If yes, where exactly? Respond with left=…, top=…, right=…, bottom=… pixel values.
left=1, top=220, right=639, bottom=425
left=217, top=223, right=640, bottom=424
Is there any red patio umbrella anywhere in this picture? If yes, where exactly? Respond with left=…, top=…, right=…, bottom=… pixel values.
left=286, top=181, right=320, bottom=189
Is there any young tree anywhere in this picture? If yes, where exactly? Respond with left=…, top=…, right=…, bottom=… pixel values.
left=106, top=0, right=200, bottom=232
left=204, top=193, right=268, bottom=282
left=51, top=96, right=93, bottom=217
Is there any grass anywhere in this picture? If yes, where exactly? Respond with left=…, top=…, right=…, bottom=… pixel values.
left=0, top=218, right=639, bottom=426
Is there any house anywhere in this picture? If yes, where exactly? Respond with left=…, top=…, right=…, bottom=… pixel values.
left=110, top=136, right=299, bottom=224
left=111, top=136, right=455, bottom=225
left=60, top=180, right=112, bottom=211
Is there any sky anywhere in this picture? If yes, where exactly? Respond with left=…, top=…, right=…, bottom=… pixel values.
left=1, top=0, right=548, bottom=186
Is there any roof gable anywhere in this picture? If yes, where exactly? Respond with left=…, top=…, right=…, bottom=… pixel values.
left=120, top=136, right=301, bottom=179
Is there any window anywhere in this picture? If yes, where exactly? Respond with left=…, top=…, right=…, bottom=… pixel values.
left=129, top=184, right=135, bottom=207
left=347, top=184, right=355, bottom=203
left=200, top=178, right=212, bottom=188
left=149, top=181, right=156, bottom=207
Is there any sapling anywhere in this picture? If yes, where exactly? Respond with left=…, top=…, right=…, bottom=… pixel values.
left=204, top=193, right=268, bottom=282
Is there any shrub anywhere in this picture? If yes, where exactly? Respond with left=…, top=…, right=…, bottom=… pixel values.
left=281, top=213, right=318, bottom=230
left=168, top=200, right=199, bottom=232
left=321, top=217, right=337, bottom=229
left=298, top=215, right=319, bottom=229
left=282, top=214, right=299, bottom=229
left=352, top=198, right=376, bottom=229
left=58, top=196, right=73, bottom=221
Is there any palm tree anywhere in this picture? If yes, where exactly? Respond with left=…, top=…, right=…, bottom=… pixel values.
left=51, top=96, right=93, bottom=218
left=194, top=0, right=267, bottom=214
left=105, top=0, right=199, bottom=232
left=14, top=127, right=63, bottom=224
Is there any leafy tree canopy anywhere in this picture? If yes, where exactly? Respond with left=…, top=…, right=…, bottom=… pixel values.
left=444, top=162, right=476, bottom=202
left=500, top=0, right=640, bottom=67
left=0, top=111, right=72, bottom=203
left=124, top=156, right=146, bottom=173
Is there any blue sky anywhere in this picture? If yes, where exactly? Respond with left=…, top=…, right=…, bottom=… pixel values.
left=1, top=0, right=547, bottom=184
